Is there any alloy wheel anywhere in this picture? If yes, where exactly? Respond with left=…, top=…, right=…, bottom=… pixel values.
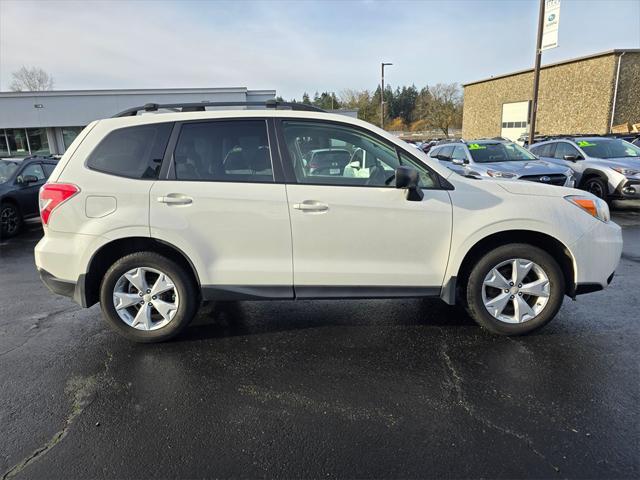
left=112, top=267, right=179, bottom=331
left=586, top=180, right=605, bottom=199
left=0, top=206, right=19, bottom=235
left=481, top=258, right=550, bottom=324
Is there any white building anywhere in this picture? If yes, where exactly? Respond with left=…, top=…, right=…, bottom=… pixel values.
left=0, top=87, right=275, bottom=157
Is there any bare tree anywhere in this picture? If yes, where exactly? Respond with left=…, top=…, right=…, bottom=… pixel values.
left=424, top=83, right=463, bottom=137
left=9, top=66, right=54, bottom=92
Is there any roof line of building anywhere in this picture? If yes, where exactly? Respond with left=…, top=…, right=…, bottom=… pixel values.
left=463, top=49, right=640, bottom=87
left=0, top=87, right=277, bottom=98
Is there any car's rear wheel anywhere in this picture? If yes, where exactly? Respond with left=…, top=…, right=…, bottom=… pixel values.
left=465, top=244, right=565, bottom=335
left=0, top=202, right=22, bottom=239
left=99, top=252, right=199, bottom=342
left=583, top=177, right=608, bottom=200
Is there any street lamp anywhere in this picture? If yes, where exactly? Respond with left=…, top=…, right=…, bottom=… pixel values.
left=381, top=62, right=392, bottom=129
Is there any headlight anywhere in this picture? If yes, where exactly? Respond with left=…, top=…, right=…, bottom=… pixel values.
left=486, top=170, right=517, bottom=179
left=611, top=167, right=640, bottom=177
left=565, top=195, right=610, bottom=222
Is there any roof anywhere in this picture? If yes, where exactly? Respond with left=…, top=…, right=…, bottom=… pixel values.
left=0, top=87, right=276, bottom=98
left=463, top=49, right=640, bottom=87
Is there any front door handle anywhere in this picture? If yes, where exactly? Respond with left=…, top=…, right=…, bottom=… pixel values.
left=293, top=200, right=329, bottom=212
left=157, top=194, right=193, bottom=206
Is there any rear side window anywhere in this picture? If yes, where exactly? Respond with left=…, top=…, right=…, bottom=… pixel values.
left=87, top=123, right=172, bottom=179
left=531, top=143, right=555, bottom=157
left=173, top=120, right=273, bottom=183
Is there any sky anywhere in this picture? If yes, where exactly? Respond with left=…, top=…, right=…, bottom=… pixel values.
left=0, top=0, right=638, bottom=99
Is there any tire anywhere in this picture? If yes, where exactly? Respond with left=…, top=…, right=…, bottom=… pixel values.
left=0, top=202, right=23, bottom=239
left=99, top=252, right=199, bottom=343
left=464, top=244, right=565, bottom=335
left=582, top=176, right=608, bottom=200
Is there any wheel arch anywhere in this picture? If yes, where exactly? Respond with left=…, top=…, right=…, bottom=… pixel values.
left=579, top=168, right=611, bottom=192
left=449, top=230, right=576, bottom=304
left=83, top=236, right=201, bottom=307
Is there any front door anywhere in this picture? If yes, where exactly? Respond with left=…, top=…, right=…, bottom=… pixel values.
left=150, top=119, right=293, bottom=296
left=15, top=162, right=47, bottom=216
left=277, top=119, right=452, bottom=296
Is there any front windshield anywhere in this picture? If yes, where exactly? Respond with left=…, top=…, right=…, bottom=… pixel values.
left=467, top=142, right=537, bottom=163
left=0, top=160, right=19, bottom=184
left=576, top=138, right=640, bottom=159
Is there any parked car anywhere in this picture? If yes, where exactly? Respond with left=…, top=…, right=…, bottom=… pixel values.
left=529, top=136, right=640, bottom=201
left=35, top=102, right=621, bottom=342
left=0, top=155, right=59, bottom=238
left=428, top=139, right=575, bottom=187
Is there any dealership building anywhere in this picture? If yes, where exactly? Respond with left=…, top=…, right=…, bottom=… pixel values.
left=462, top=49, right=640, bottom=141
left=0, top=87, right=276, bottom=157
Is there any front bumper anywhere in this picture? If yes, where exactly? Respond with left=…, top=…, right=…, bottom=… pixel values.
left=612, top=178, right=640, bottom=199
left=569, top=219, right=623, bottom=291
left=39, top=269, right=87, bottom=307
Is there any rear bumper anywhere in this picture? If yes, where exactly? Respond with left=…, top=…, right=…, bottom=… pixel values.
left=38, top=269, right=87, bottom=307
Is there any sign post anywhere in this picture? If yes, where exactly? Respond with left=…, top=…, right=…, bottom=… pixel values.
left=528, top=0, right=561, bottom=146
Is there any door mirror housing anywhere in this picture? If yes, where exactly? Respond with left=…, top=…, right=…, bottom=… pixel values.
left=451, top=158, right=467, bottom=166
left=395, top=166, right=424, bottom=201
left=17, top=174, right=39, bottom=185
left=564, top=154, right=582, bottom=162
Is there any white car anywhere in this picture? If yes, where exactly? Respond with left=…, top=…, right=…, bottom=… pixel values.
left=35, top=102, right=622, bottom=342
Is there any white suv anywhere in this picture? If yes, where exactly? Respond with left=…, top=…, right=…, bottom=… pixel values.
left=35, top=102, right=622, bottom=342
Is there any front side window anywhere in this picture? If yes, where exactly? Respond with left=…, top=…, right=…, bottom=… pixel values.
left=87, top=123, right=172, bottom=179
left=19, top=163, right=45, bottom=182
left=467, top=142, right=536, bottom=163
left=436, top=146, right=454, bottom=160
left=282, top=121, right=435, bottom=188
left=42, top=163, right=57, bottom=177
left=553, top=142, right=581, bottom=159
left=574, top=138, right=640, bottom=159
left=451, top=145, right=467, bottom=162
left=173, top=120, right=273, bottom=183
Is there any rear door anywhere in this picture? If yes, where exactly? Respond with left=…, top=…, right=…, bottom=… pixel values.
left=277, top=119, right=452, bottom=295
left=149, top=119, right=293, bottom=297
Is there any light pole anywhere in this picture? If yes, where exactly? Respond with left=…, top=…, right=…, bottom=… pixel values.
left=528, top=0, right=545, bottom=146
left=381, top=62, right=392, bottom=129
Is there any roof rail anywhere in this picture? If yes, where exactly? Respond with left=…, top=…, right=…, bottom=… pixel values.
left=112, top=100, right=325, bottom=118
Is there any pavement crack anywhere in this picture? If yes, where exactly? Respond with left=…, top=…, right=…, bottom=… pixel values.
left=1, top=350, right=113, bottom=480
left=0, top=306, right=80, bottom=358
left=440, top=342, right=560, bottom=474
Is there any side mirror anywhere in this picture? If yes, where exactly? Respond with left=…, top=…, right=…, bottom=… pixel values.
left=564, top=154, right=582, bottom=162
left=395, top=166, right=424, bottom=201
left=451, top=158, right=467, bottom=166
left=19, top=174, right=39, bottom=185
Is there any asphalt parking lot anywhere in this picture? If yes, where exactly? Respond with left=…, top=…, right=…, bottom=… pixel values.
left=1, top=205, right=639, bottom=479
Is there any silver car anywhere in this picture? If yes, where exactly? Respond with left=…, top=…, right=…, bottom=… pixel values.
left=428, top=139, right=575, bottom=187
left=529, top=137, right=640, bottom=201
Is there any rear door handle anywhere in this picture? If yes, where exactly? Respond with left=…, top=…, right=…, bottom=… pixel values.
left=293, top=200, right=329, bottom=212
left=157, top=194, right=193, bottom=206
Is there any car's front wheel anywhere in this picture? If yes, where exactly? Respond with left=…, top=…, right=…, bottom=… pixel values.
left=465, top=244, right=565, bottom=335
left=0, top=202, right=22, bottom=239
left=99, top=252, right=199, bottom=342
left=583, top=177, right=608, bottom=200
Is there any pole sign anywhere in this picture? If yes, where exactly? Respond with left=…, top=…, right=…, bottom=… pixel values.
left=541, top=0, right=561, bottom=51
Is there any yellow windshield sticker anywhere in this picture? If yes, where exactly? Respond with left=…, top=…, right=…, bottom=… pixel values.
left=577, top=140, right=597, bottom=147
left=468, top=143, right=486, bottom=150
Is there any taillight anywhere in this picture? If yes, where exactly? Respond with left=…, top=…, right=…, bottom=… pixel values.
left=39, top=183, right=80, bottom=225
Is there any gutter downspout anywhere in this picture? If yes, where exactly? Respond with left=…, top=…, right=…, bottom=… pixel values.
left=610, top=51, right=626, bottom=133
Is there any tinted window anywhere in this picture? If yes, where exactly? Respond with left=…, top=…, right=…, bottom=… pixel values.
left=451, top=146, right=467, bottom=161
left=553, top=142, right=581, bottom=159
left=530, top=143, right=554, bottom=157
left=437, top=146, right=454, bottom=160
left=42, top=163, right=56, bottom=177
left=174, top=120, right=273, bottom=183
left=87, top=123, right=172, bottom=179
left=0, top=160, right=19, bottom=184
left=281, top=121, right=435, bottom=188
left=20, top=163, right=45, bottom=181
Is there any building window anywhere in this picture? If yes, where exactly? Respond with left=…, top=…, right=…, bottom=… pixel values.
left=26, top=128, right=50, bottom=156
left=6, top=129, right=29, bottom=156
left=62, top=126, right=84, bottom=149
left=0, top=130, right=9, bottom=157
